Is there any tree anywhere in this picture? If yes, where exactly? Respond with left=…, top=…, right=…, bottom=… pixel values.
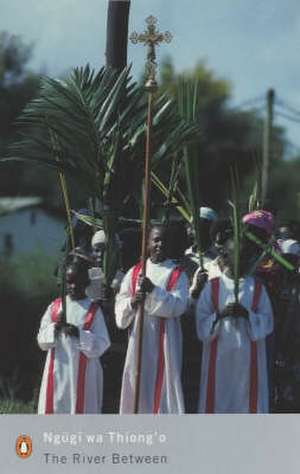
left=0, top=32, right=40, bottom=196
left=267, top=158, right=300, bottom=221
left=157, top=58, right=286, bottom=213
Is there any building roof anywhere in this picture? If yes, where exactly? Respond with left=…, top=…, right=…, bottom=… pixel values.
left=0, top=197, right=42, bottom=216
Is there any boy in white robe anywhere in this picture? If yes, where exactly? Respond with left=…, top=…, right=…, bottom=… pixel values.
left=196, top=222, right=274, bottom=413
left=115, top=225, right=189, bottom=414
left=37, top=261, right=110, bottom=414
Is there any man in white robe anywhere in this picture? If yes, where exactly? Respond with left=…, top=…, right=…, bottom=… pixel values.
left=185, top=207, right=219, bottom=288
left=115, top=225, right=189, bottom=414
left=37, top=262, right=110, bottom=414
left=196, top=222, right=274, bottom=413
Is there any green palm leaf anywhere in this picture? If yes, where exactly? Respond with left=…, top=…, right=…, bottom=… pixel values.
left=6, top=65, right=200, bottom=284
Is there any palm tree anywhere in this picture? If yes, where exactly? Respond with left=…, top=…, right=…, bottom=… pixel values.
left=7, top=65, right=198, bottom=284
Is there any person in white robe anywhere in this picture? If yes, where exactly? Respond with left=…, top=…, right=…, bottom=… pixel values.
left=188, top=208, right=220, bottom=303
left=196, top=222, right=274, bottom=413
left=37, top=261, right=110, bottom=414
left=86, top=230, right=125, bottom=302
left=115, top=225, right=189, bottom=414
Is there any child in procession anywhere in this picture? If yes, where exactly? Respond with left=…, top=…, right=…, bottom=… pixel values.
left=115, top=224, right=189, bottom=414
left=195, top=221, right=274, bottom=413
left=37, top=260, right=110, bottom=414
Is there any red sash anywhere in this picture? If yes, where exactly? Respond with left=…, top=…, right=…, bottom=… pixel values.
left=249, top=280, right=262, bottom=413
left=45, top=298, right=98, bottom=414
left=205, top=278, right=262, bottom=413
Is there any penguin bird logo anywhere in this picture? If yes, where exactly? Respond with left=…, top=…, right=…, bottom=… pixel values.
left=15, top=435, right=32, bottom=459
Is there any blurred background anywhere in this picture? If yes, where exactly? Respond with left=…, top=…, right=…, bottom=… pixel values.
left=0, top=0, right=299, bottom=411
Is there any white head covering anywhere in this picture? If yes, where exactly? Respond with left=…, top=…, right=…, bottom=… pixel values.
left=91, top=230, right=106, bottom=247
left=199, top=207, right=218, bottom=222
left=281, top=239, right=300, bottom=256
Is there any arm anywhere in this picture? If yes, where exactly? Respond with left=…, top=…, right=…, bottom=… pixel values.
left=79, top=308, right=111, bottom=358
left=37, top=304, right=56, bottom=351
left=188, top=268, right=208, bottom=312
left=195, top=281, right=220, bottom=341
left=114, top=268, right=136, bottom=329
left=144, top=271, right=189, bottom=319
left=247, top=284, right=274, bottom=341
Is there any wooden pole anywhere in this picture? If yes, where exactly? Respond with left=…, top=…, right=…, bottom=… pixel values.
left=130, top=16, right=172, bottom=413
left=133, top=90, right=154, bottom=413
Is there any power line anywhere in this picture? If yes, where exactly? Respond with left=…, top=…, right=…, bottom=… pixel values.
left=275, top=97, right=300, bottom=118
left=285, top=139, right=300, bottom=153
left=275, top=109, right=300, bottom=124
left=230, top=95, right=265, bottom=111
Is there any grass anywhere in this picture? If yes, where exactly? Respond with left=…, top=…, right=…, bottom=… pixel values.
left=0, top=399, right=36, bottom=414
left=5, top=251, right=58, bottom=298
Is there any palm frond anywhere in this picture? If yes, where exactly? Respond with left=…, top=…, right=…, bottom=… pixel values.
left=229, top=165, right=241, bottom=303
left=176, top=78, right=203, bottom=266
left=248, top=149, right=262, bottom=212
left=7, top=64, right=201, bottom=284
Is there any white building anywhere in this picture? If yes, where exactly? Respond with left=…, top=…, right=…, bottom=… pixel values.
left=0, top=197, right=65, bottom=257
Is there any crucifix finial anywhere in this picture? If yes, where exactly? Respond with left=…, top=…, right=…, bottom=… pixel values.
left=130, top=16, right=172, bottom=91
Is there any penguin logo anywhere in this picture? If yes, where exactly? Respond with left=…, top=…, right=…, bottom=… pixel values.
left=15, top=435, right=32, bottom=459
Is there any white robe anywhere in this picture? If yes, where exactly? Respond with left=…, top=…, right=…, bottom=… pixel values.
left=115, top=258, right=189, bottom=414
left=37, top=296, right=110, bottom=414
left=189, top=257, right=222, bottom=307
left=196, top=274, right=274, bottom=413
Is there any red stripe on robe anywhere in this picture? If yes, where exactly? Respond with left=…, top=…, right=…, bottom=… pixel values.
left=75, top=303, right=98, bottom=413
left=130, top=263, right=183, bottom=413
left=153, top=267, right=183, bottom=414
left=45, top=298, right=61, bottom=414
left=249, top=280, right=262, bottom=413
left=205, top=278, right=220, bottom=413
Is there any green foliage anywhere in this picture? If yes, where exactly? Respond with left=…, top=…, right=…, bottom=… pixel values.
left=0, top=399, right=35, bottom=414
left=0, top=31, right=40, bottom=196
left=268, top=158, right=300, bottom=221
left=8, top=65, right=197, bottom=202
left=248, top=151, right=262, bottom=212
left=0, top=252, right=57, bottom=298
left=0, top=32, right=33, bottom=85
left=0, top=367, right=38, bottom=413
left=6, top=64, right=198, bottom=283
left=160, top=57, right=230, bottom=109
left=158, top=57, right=287, bottom=212
left=0, top=253, right=57, bottom=403
left=176, top=78, right=203, bottom=265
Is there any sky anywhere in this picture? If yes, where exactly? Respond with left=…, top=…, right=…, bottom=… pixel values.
left=2, top=0, right=300, bottom=156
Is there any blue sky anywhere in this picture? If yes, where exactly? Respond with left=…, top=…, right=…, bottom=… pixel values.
left=2, top=0, right=300, bottom=156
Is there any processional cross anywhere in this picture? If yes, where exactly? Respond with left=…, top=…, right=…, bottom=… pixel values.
left=130, top=16, right=172, bottom=413
left=130, top=15, right=172, bottom=91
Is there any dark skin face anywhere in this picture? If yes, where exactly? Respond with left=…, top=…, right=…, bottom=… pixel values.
left=147, top=227, right=167, bottom=263
left=198, top=218, right=213, bottom=251
left=221, top=234, right=262, bottom=278
left=66, top=267, right=89, bottom=300
left=187, top=219, right=213, bottom=252
left=92, top=242, right=106, bottom=267
left=55, top=265, right=89, bottom=338
left=186, top=225, right=194, bottom=248
left=217, top=235, right=257, bottom=320
left=131, top=227, right=167, bottom=309
left=278, top=226, right=291, bottom=240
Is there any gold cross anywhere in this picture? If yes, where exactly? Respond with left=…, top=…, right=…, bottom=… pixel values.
left=130, top=16, right=172, bottom=91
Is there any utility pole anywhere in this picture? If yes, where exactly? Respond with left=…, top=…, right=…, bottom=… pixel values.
left=262, top=88, right=274, bottom=205
left=105, top=0, right=131, bottom=70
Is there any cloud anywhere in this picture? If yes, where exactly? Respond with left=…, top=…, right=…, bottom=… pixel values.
left=1, top=0, right=300, bottom=151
